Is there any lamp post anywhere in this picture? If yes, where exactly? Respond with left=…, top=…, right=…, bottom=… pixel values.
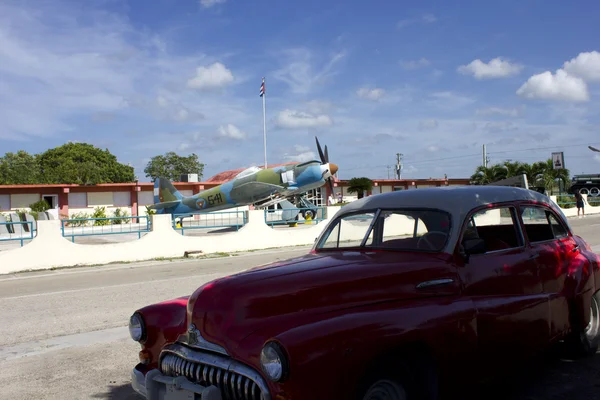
left=589, top=145, right=600, bottom=153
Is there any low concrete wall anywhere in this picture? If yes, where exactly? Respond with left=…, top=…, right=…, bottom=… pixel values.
left=550, top=194, right=600, bottom=217
left=0, top=198, right=596, bottom=274
left=0, top=207, right=341, bottom=274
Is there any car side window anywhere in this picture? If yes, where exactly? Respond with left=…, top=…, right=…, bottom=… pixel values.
left=520, top=206, right=569, bottom=243
left=461, top=206, right=523, bottom=253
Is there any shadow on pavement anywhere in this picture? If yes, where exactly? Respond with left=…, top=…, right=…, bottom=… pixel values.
left=91, top=351, right=600, bottom=399
left=91, top=383, right=143, bottom=399
left=482, top=348, right=600, bottom=400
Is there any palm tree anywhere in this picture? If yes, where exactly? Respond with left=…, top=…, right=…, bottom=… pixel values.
left=470, top=164, right=509, bottom=185
left=347, top=177, right=373, bottom=199
left=534, top=159, right=570, bottom=194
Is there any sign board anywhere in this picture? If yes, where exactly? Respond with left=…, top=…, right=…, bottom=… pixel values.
left=551, top=152, right=565, bottom=170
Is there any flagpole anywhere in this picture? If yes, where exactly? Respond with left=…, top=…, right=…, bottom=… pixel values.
left=262, top=77, right=267, bottom=169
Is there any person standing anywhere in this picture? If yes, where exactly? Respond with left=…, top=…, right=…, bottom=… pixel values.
left=575, top=190, right=586, bottom=218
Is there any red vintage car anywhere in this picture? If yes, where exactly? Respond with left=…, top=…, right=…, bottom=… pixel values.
left=129, top=186, right=600, bottom=400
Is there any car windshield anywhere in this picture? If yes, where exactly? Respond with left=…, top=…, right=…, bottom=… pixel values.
left=315, top=209, right=451, bottom=252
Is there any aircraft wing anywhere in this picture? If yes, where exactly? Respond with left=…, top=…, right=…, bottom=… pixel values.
left=229, top=181, right=285, bottom=203
left=148, top=200, right=181, bottom=210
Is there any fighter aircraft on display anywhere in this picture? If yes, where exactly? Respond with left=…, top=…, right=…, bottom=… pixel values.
left=149, top=137, right=338, bottom=218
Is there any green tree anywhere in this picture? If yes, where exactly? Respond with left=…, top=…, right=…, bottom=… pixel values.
left=0, top=151, right=42, bottom=184
left=144, top=152, right=205, bottom=182
left=347, top=177, right=373, bottom=199
left=535, top=159, right=570, bottom=194
left=470, top=164, right=509, bottom=185
left=37, top=142, right=135, bottom=184
left=470, top=158, right=570, bottom=194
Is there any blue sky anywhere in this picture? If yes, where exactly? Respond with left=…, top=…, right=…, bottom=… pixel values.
left=1, top=0, right=600, bottom=182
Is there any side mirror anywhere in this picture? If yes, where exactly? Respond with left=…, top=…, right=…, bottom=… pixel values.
left=463, top=238, right=486, bottom=256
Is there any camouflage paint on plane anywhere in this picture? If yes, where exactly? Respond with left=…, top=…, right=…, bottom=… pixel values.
left=149, top=160, right=338, bottom=215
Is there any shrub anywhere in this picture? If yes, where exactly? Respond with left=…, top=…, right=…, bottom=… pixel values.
left=68, top=212, right=91, bottom=227
left=113, top=207, right=130, bottom=224
left=556, top=195, right=575, bottom=209
left=92, top=206, right=110, bottom=226
left=29, top=200, right=50, bottom=213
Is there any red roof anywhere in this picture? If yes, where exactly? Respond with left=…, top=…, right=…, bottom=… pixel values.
left=205, top=162, right=299, bottom=183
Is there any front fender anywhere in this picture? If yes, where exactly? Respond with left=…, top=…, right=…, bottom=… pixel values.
left=238, top=297, right=477, bottom=400
left=135, top=296, right=189, bottom=369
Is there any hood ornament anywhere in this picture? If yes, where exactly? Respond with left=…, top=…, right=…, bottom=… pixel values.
left=187, top=323, right=201, bottom=345
left=183, top=323, right=230, bottom=356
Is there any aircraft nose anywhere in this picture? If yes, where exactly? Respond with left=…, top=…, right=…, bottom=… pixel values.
left=329, top=163, right=338, bottom=175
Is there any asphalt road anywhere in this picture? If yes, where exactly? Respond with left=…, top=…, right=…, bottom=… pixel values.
left=0, top=214, right=599, bottom=400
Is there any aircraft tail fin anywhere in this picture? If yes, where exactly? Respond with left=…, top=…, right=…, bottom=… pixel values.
left=153, top=177, right=184, bottom=205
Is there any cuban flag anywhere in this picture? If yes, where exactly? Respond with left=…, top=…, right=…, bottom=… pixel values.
left=259, top=78, right=265, bottom=97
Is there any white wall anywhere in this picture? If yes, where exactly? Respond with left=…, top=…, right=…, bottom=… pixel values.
left=0, top=207, right=342, bottom=274
left=0, top=199, right=596, bottom=274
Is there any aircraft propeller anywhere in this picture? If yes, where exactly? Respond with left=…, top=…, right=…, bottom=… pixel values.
left=315, top=136, right=338, bottom=194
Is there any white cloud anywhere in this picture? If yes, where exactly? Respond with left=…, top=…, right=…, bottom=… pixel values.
left=458, top=57, right=523, bottom=79
left=516, top=69, right=589, bottom=102
left=419, top=119, right=438, bottom=129
left=0, top=1, right=222, bottom=140
left=218, top=124, right=246, bottom=139
left=483, top=121, right=518, bottom=133
left=157, top=96, right=169, bottom=108
left=428, top=91, right=475, bottom=109
left=476, top=106, right=523, bottom=117
left=282, top=145, right=317, bottom=162
left=274, top=109, right=333, bottom=129
left=357, top=87, right=385, bottom=100
left=427, top=145, right=440, bottom=152
left=271, top=48, right=346, bottom=95
left=563, top=51, right=600, bottom=82
left=304, top=100, right=335, bottom=114
left=400, top=58, right=431, bottom=70
left=187, top=62, right=234, bottom=90
left=397, top=14, right=437, bottom=28
left=200, top=0, right=226, bottom=8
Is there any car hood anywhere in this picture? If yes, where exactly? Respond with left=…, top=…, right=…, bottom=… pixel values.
left=185, top=250, right=456, bottom=351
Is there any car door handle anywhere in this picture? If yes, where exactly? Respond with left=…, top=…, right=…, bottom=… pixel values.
left=572, top=245, right=580, bottom=253
left=528, top=254, right=539, bottom=260
left=416, top=278, right=455, bottom=289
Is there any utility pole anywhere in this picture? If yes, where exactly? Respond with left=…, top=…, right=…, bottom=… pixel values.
left=482, top=144, right=488, bottom=168
left=395, top=153, right=403, bottom=179
left=386, top=165, right=391, bottom=179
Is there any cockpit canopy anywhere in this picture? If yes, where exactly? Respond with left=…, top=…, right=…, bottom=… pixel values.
left=235, top=166, right=262, bottom=179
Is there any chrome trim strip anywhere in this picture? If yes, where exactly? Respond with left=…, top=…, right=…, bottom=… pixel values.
left=416, top=278, right=455, bottom=289
left=159, top=342, right=272, bottom=400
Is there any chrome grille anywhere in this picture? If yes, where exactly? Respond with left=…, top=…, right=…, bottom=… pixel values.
left=160, top=352, right=263, bottom=400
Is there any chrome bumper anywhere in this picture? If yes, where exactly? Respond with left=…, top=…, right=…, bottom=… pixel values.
left=132, top=364, right=223, bottom=400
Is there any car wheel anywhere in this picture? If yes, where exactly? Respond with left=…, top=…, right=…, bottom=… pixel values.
left=362, top=379, right=407, bottom=400
left=567, top=291, right=600, bottom=357
left=302, top=209, right=315, bottom=219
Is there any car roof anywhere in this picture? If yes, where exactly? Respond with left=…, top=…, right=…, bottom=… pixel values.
left=327, top=185, right=571, bottom=254
left=338, top=185, right=555, bottom=224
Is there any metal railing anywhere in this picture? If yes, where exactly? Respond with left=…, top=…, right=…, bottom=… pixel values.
left=60, top=216, right=150, bottom=242
left=0, top=221, right=36, bottom=247
left=264, top=206, right=327, bottom=226
left=172, top=211, right=247, bottom=235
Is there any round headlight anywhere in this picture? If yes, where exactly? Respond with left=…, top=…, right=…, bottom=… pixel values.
left=129, top=313, right=146, bottom=342
left=260, top=341, right=288, bottom=382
